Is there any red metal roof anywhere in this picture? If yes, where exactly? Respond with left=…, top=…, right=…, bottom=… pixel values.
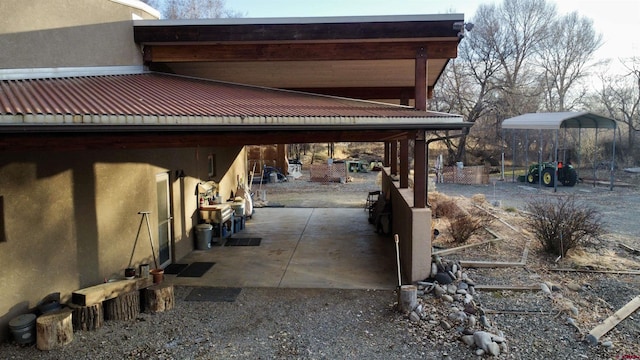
left=0, top=72, right=459, bottom=120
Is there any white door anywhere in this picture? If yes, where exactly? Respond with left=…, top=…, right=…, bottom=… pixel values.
left=156, top=172, right=172, bottom=268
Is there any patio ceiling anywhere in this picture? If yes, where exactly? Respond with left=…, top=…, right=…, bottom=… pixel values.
left=133, top=14, right=464, bottom=102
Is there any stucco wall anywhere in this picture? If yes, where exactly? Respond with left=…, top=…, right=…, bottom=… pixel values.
left=0, top=0, right=158, bottom=69
left=381, top=169, right=432, bottom=283
left=0, top=145, right=245, bottom=342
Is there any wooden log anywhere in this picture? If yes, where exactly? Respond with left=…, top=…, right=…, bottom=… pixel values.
left=144, top=284, right=175, bottom=313
left=104, top=290, right=140, bottom=321
left=550, top=268, right=640, bottom=276
left=397, top=285, right=417, bottom=314
left=36, top=309, right=73, bottom=351
left=459, top=260, right=525, bottom=268
left=72, top=277, right=152, bottom=307
left=432, top=237, right=504, bottom=256
left=68, top=303, right=104, bottom=331
left=474, top=284, right=540, bottom=291
left=585, top=295, right=640, bottom=346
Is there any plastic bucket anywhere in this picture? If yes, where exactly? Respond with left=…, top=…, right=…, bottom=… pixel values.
left=9, top=313, right=36, bottom=345
left=195, top=224, right=213, bottom=249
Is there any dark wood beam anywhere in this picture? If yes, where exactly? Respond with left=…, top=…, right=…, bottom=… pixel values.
left=415, top=48, right=428, bottom=111
left=414, top=130, right=426, bottom=208
left=134, top=20, right=461, bottom=44
left=390, top=140, right=398, bottom=176
left=143, top=41, right=458, bottom=63
left=399, top=138, right=409, bottom=188
left=286, top=86, right=415, bottom=101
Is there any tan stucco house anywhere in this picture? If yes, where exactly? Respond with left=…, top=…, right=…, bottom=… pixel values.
left=0, top=0, right=470, bottom=341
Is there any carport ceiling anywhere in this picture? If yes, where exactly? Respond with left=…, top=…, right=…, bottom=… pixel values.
left=133, top=14, right=463, bottom=101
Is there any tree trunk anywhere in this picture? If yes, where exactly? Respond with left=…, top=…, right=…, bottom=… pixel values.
left=36, top=309, right=73, bottom=350
left=104, top=290, right=140, bottom=321
left=68, top=303, right=104, bottom=331
left=143, top=284, right=175, bottom=313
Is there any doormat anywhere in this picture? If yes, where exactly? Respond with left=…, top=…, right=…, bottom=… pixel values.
left=176, top=262, right=215, bottom=277
left=224, top=238, right=262, bottom=246
left=163, top=263, right=189, bottom=275
left=185, top=287, right=242, bottom=302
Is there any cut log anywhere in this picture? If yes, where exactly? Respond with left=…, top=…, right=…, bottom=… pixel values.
left=397, top=285, right=417, bottom=314
left=432, top=237, right=504, bottom=256
left=103, top=290, right=140, bottom=321
left=68, top=303, right=104, bottom=331
left=585, top=295, right=640, bottom=346
left=143, top=284, right=175, bottom=313
left=36, top=309, right=73, bottom=351
left=474, top=284, right=540, bottom=291
left=460, top=260, right=525, bottom=268
left=72, top=277, right=152, bottom=307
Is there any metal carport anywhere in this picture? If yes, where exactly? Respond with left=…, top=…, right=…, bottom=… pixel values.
left=501, top=112, right=618, bottom=191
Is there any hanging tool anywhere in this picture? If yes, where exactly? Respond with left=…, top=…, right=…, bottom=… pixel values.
left=129, top=211, right=158, bottom=270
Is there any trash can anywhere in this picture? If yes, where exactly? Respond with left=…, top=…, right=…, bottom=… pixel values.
left=195, top=224, right=213, bottom=250
left=269, top=172, right=278, bottom=183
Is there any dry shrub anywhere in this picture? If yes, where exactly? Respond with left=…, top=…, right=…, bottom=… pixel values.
left=434, top=198, right=463, bottom=218
left=471, top=194, right=486, bottom=204
left=524, top=195, right=604, bottom=257
left=448, top=208, right=493, bottom=243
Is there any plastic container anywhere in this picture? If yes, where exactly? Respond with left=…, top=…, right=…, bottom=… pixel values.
left=231, top=200, right=245, bottom=216
left=196, top=223, right=213, bottom=249
left=9, top=313, right=36, bottom=345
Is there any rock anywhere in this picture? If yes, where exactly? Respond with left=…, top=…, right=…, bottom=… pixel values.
left=465, top=277, right=475, bottom=286
left=462, top=328, right=475, bottom=335
left=434, top=285, right=446, bottom=298
left=467, top=314, right=476, bottom=328
left=491, top=336, right=505, bottom=343
left=566, top=282, right=582, bottom=292
left=551, top=284, right=562, bottom=292
left=499, top=341, right=509, bottom=354
left=447, top=285, right=457, bottom=294
left=461, top=335, right=475, bottom=346
left=468, top=286, right=475, bottom=296
left=464, top=303, right=477, bottom=315
left=442, top=294, right=454, bottom=303
left=487, top=341, right=501, bottom=356
left=601, top=340, right=613, bottom=348
left=464, top=294, right=474, bottom=304
left=448, top=311, right=467, bottom=324
left=480, top=315, right=490, bottom=328
left=435, top=272, right=453, bottom=285
left=409, top=311, right=421, bottom=322
left=452, top=264, right=458, bottom=274
left=431, top=263, right=438, bottom=276
left=440, top=320, right=452, bottom=330
left=473, top=331, right=493, bottom=351
left=456, top=270, right=462, bottom=279
left=448, top=271, right=457, bottom=280
left=540, top=283, right=551, bottom=296
left=458, top=282, right=468, bottom=290
left=453, top=294, right=464, bottom=302
left=475, top=349, right=485, bottom=356
left=456, top=289, right=468, bottom=295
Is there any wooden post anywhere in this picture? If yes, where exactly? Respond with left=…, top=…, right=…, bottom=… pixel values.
left=414, top=130, right=426, bottom=208
left=400, top=138, right=409, bottom=189
left=398, top=285, right=417, bottom=314
left=36, top=309, right=73, bottom=350
left=415, top=47, right=428, bottom=111
left=104, top=290, right=140, bottom=321
left=68, top=303, right=104, bottom=331
left=390, top=141, right=398, bottom=176
left=144, top=284, right=175, bottom=313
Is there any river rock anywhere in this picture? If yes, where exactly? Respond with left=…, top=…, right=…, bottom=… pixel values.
left=540, top=283, right=551, bottom=296
left=431, top=263, right=438, bottom=276
left=467, top=314, right=476, bottom=328
left=442, top=294, right=454, bottom=303
left=447, top=285, right=457, bottom=294
left=475, top=349, right=485, bottom=356
left=473, top=331, right=493, bottom=351
left=435, top=272, right=453, bottom=285
left=461, top=335, right=475, bottom=346
left=448, top=311, right=467, bottom=324
left=566, top=282, right=582, bottom=292
left=434, top=285, right=446, bottom=298
left=458, top=282, right=468, bottom=290
left=409, top=311, right=421, bottom=322
left=487, top=341, right=501, bottom=356
left=456, top=289, right=468, bottom=295
left=492, top=335, right=505, bottom=343
left=440, top=320, right=452, bottom=330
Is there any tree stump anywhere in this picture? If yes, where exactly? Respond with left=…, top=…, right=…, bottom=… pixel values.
left=36, top=309, right=73, bottom=350
left=104, top=290, right=140, bottom=321
left=144, top=284, right=175, bottom=313
left=68, top=303, right=104, bottom=331
left=398, top=285, right=417, bottom=314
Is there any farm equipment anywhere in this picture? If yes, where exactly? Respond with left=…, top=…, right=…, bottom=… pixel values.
left=526, top=161, right=577, bottom=187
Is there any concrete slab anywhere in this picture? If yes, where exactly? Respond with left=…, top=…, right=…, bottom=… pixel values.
left=164, top=208, right=397, bottom=289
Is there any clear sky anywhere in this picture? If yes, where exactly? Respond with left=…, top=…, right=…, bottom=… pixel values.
left=227, top=0, right=640, bottom=63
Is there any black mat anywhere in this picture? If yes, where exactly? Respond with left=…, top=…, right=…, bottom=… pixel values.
left=163, top=263, right=189, bottom=275
left=176, top=262, right=215, bottom=277
left=185, top=287, right=242, bottom=302
left=224, top=238, right=262, bottom=246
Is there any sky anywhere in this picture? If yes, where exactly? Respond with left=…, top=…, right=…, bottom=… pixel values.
left=226, top=0, right=640, bottom=64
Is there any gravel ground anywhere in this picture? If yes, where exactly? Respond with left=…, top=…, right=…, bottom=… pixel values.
left=2, top=170, right=639, bottom=359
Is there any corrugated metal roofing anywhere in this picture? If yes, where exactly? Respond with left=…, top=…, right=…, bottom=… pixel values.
left=502, top=112, right=617, bottom=130
left=0, top=72, right=463, bottom=126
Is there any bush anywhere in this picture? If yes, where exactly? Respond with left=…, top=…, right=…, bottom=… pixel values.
left=447, top=208, right=493, bottom=243
left=524, top=195, right=604, bottom=257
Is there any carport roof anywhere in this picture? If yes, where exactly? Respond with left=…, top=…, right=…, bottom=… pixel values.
left=502, top=112, right=617, bottom=130
left=0, top=72, right=469, bottom=151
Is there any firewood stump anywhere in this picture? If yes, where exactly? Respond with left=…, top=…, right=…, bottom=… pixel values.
left=36, top=309, right=73, bottom=350
left=68, top=303, right=104, bottom=331
left=144, top=284, right=174, bottom=313
left=104, top=290, right=140, bottom=321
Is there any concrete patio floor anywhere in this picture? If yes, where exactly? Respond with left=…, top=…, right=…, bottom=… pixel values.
left=164, top=208, right=398, bottom=289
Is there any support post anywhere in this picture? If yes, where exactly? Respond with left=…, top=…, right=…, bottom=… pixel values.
left=414, top=130, right=426, bottom=208
left=415, top=48, right=427, bottom=111
left=400, top=138, right=409, bottom=188
left=390, top=141, right=398, bottom=176
left=384, top=142, right=390, bottom=167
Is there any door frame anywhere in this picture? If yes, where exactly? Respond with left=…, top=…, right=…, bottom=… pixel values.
left=156, top=172, right=173, bottom=268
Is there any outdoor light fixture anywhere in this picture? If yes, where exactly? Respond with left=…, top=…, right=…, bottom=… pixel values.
left=453, top=22, right=475, bottom=39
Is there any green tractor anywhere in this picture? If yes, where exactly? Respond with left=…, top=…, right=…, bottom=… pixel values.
left=526, top=161, right=577, bottom=187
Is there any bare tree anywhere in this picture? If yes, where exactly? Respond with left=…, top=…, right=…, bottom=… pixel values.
left=142, top=0, right=244, bottom=19
left=539, top=12, right=602, bottom=111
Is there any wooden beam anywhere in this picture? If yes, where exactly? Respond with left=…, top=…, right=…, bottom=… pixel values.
left=415, top=48, right=427, bottom=111
left=432, top=237, right=505, bottom=256
left=144, top=42, right=459, bottom=63
left=390, top=140, right=398, bottom=176
left=71, top=278, right=152, bottom=307
left=399, top=138, right=409, bottom=189
left=288, top=86, right=415, bottom=101
left=414, top=130, right=426, bottom=208
left=459, top=260, right=526, bottom=268
left=473, top=284, right=540, bottom=291
left=586, top=295, right=640, bottom=345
